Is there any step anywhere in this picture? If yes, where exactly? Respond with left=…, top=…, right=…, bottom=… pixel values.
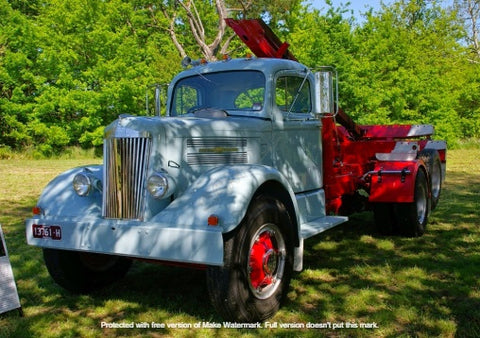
left=300, top=216, right=348, bottom=239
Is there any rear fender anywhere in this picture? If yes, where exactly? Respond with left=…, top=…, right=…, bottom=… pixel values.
left=35, top=166, right=103, bottom=218
left=369, top=160, right=425, bottom=203
left=151, top=164, right=299, bottom=234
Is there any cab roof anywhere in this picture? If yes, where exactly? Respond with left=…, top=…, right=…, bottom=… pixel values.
left=172, top=57, right=309, bottom=83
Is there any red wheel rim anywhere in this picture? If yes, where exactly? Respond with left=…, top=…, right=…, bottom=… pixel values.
left=248, top=224, right=286, bottom=299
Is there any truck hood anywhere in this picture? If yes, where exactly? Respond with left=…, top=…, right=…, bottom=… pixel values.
left=105, top=114, right=270, bottom=140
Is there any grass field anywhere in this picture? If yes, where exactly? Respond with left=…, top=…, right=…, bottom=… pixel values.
left=0, top=150, right=479, bottom=337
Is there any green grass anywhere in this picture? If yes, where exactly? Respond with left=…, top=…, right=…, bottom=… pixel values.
left=1, top=150, right=479, bottom=337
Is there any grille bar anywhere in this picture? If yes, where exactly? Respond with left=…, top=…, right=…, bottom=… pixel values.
left=187, top=138, right=247, bottom=148
left=187, top=152, right=248, bottom=165
left=103, top=136, right=151, bottom=220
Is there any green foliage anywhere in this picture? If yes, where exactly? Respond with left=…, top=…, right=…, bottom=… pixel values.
left=0, top=0, right=479, bottom=153
left=0, top=0, right=181, bottom=154
left=343, top=0, right=472, bottom=146
left=0, top=145, right=13, bottom=159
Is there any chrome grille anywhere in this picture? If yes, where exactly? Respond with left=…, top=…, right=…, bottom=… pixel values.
left=186, top=138, right=248, bottom=165
left=103, top=136, right=151, bottom=219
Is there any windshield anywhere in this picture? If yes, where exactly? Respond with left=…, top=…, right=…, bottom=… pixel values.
left=171, top=70, right=265, bottom=116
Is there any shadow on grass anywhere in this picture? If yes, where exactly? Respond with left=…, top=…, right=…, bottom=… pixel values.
left=284, top=171, right=480, bottom=337
left=2, top=171, right=479, bottom=337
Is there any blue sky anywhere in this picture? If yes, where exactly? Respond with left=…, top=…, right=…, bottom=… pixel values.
left=309, top=0, right=390, bottom=21
left=309, top=0, right=454, bottom=22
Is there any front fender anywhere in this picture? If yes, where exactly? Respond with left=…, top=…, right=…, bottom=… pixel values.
left=35, top=165, right=103, bottom=218
left=151, top=164, right=298, bottom=233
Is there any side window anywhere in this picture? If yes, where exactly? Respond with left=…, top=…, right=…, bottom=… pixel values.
left=234, top=87, right=264, bottom=110
left=275, top=76, right=311, bottom=114
left=174, top=85, right=199, bottom=115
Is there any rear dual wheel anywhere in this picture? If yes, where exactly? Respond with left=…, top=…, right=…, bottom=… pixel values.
left=395, top=168, right=430, bottom=237
left=206, top=195, right=294, bottom=322
left=373, top=168, right=430, bottom=237
left=419, top=149, right=442, bottom=211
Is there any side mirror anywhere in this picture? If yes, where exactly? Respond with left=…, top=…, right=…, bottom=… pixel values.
left=314, top=67, right=338, bottom=118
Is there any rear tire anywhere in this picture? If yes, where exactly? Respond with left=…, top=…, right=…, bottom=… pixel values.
left=372, top=203, right=396, bottom=236
left=43, top=249, right=132, bottom=293
left=206, top=195, right=294, bottom=322
left=418, top=149, right=442, bottom=210
left=395, top=169, right=430, bottom=237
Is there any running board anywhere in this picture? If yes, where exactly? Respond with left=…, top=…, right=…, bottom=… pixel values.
left=300, top=216, right=348, bottom=239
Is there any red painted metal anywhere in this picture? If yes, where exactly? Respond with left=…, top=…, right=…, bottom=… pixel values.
left=132, top=257, right=207, bottom=270
left=368, top=161, right=419, bottom=203
left=249, top=231, right=276, bottom=289
left=320, top=113, right=436, bottom=213
left=225, top=18, right=297, bottom=61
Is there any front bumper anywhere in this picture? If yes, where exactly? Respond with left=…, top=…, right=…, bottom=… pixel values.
left=26, top=216, right=224, bottom=266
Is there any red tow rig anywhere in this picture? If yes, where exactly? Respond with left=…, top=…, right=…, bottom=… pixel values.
left=227, top=18, right=446, bottom=220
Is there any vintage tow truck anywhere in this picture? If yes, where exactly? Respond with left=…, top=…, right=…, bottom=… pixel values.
left=26, top=19, right=446, bottom=321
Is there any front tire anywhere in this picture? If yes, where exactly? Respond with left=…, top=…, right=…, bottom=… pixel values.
left=206, top=195, right=294, bottom=322
left=43, top=249, right=132, bottom=293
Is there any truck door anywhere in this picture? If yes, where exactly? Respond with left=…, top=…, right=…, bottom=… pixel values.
left=272, top=72, right=323, bottom=193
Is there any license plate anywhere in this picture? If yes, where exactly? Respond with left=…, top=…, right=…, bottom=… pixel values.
left=32, top=224, right=62, bottom=240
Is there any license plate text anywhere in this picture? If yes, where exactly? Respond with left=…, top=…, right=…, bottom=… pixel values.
left=32, top=224, right=62, bottom=240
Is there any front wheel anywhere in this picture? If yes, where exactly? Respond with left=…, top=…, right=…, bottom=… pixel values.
left=206, top=195, right=294, bottom=322
left=43, top=249, right=132, bottom=293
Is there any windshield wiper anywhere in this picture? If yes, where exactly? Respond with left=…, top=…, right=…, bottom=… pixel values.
left=287, top=71, right=310, bottom=116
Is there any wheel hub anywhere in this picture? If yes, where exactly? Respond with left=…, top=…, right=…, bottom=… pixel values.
left=263, top=248, right=278, bottom=275
left=248, top=225, right=286, bottom=299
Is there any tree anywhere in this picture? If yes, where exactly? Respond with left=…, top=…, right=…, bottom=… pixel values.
left=157, top=0, right=229, bottom=60
left=454, top=0, right=480, bottom=60
left=339, top=0, right=472, bottom=145
left=0, top=0, right=39, bottom=149
left=149, top=0, right=302, bottom=61
left=1, top=0, right=179, bottom=154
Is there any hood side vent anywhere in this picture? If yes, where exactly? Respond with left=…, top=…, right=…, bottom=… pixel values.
left=186, top=138, right=248, bottom=165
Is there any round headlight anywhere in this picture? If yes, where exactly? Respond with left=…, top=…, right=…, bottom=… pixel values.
left=147, top=173, right=169, bottom=199
left=147, top=172, right=176, bottom=199
left=73, top=172, right=92, bottom=196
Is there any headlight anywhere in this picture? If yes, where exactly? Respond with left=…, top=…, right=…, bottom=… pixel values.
left=73, top=172, right=92, bottom=196
left=147, top=172, right=176, bottom=199
left=72, top=169, right=102, bottom=197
